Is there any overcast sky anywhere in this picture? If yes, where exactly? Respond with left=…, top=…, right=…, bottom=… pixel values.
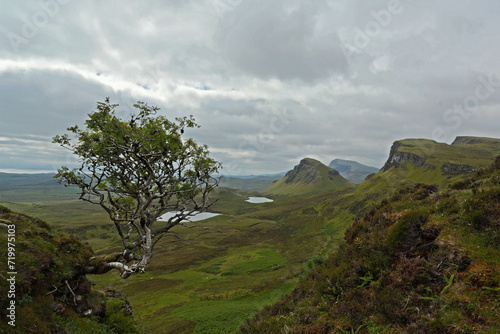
left=1, top=0, right=499, bottom=174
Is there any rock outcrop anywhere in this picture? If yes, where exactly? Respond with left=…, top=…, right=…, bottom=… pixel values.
left=382, top=141, right=428, bottom=171
left=441, top=163, right=477, bottom=175
left=284, top=159, right=322, bottom=185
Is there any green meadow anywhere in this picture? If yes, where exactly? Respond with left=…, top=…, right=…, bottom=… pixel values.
left=0, top=180, right=354, bottom=333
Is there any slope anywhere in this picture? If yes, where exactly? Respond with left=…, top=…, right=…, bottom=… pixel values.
left=328, top=159, right=379, bottom=184
left=0, top=206, right=141, bottom=333
left=240, top=157, right=500, bottom=333
left=340, top=136, right=500, bottom=215
left=262, top=158, right=354, bottom=196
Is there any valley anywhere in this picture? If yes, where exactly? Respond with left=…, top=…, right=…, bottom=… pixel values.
left=1, top=136, right=499, bottom=333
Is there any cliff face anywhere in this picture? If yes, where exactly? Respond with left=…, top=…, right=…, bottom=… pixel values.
left=381, top=137, right=500, bottom=180
left=284, top=158, right=339, bottom=185
left=441, top=162, right=477, bottom=175
left=381, top=141, right=428, bottom=172
left=263, top=158, right=352, bottom=196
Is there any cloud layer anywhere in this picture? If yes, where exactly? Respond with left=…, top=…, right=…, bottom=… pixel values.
left=1, top=0, right=499, bottom=174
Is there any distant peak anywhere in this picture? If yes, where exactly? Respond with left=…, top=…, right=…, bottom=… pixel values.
left=284, top=158, right=328, bottom=185
left=263, top=157, right=352, bottom=195
left=299, top=158, right=323, bottom=165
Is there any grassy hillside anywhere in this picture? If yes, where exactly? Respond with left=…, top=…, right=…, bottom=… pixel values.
left=392, top=138, right=500, bottom=172
left=263, top=158, right=353, bottom=196
left=338, top=136, right=500, bottom=215
left=0, top=186, right=356, bottom=333
left=0, top=206, right=142, bottom=333
left=329, top=159, right=380, bottom=184
left=240, top=157, right=500, bottom=333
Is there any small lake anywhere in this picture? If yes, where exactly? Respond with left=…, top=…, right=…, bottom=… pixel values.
left=158, top=211, right=221, bottom=222
left=245, top=197, right=274, bottom=204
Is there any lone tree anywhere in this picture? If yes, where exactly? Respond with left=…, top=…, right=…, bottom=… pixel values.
left=53, top=98, right=221, bottom=278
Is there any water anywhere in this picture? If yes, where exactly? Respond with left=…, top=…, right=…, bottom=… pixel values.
left=158, top=211, right=221, bottom=222
left=245, top=197, right=274, bottom=203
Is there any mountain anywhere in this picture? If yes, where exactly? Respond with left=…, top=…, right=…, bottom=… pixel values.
left=262, top=158, right=353, bottom=196
left=328, top=159, right=379, bottom=184
left=240, top=156, right=500, bottom=333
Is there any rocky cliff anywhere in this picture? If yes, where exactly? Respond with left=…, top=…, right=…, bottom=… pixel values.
left=381, top=141, right=429, bottom=172
left=263, top=158, right=353, bottom=196
left=381, top=137, right=500, bottom=181
left=284, top=158, right=340, bottom=184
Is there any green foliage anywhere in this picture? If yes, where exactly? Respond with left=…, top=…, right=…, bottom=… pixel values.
left=357, top=271, right=373, bottom=288
left=338, top=324, right=364, bottom=334
left=440, top=274, right=455, bottom=295
left=52, top=313, right=121, bottom=334
left=104, top=299, right=141, bottom=334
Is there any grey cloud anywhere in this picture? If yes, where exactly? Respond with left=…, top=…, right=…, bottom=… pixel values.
left=215, top=0, right=349, bottom=82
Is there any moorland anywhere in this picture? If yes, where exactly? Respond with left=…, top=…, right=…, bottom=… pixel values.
left=1, top=136, right=499, bottom=333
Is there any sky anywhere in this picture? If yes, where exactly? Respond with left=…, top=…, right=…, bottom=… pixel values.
left=1, top=0, right=500, bottom=175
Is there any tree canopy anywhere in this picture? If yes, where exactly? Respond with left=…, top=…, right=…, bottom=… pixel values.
left=53, top=98, right=221, bottom=278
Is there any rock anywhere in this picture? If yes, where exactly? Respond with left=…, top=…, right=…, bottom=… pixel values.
left=382, top=142, right=427, bottom=171
left=50, top=301, right=66, bottom=314
left=441, top=163, right=477, bottom=175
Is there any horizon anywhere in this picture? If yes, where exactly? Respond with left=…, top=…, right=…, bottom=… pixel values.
left=1, top=134, right=497, bottom=176
left=1, top=1, right=500, bottom=175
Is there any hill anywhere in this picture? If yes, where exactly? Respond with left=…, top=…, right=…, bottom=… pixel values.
left=328, top=159, right=379, bottom=184
left=0, top=206, right=141, bottom=333
left=262, top=158, right=353, bottom=196
left=340, top=136, right=500, bottom=215
left=381, top=137, right=500, bottom=181
left=240, top=156, right=500, bottom=333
